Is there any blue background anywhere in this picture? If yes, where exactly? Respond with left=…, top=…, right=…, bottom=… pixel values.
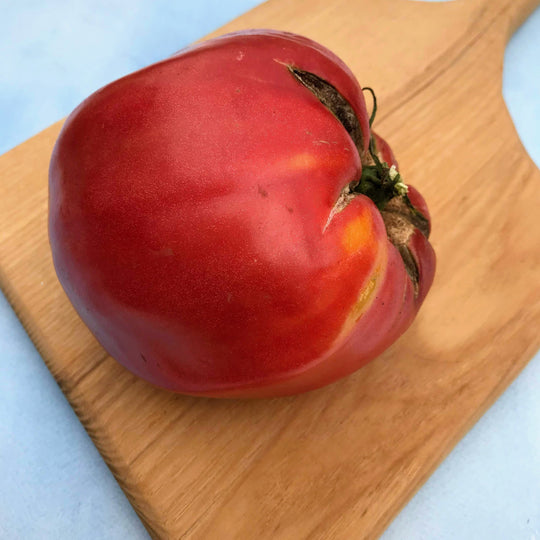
left=1, top=1, right=539, bottom=538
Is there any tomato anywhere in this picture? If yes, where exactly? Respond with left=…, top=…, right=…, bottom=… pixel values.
left=49, top=30, right=435, bottom=398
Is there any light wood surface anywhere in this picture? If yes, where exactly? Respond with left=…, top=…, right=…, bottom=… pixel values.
left=1, top=0, right=540, bottom=538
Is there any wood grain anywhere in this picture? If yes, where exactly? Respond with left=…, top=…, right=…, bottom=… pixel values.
left=1, top=0, right=540, bottom=538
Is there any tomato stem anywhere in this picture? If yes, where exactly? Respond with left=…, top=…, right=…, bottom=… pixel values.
left=362, top=87, right=377, bottom=128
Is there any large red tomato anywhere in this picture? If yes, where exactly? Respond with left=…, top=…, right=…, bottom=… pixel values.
left=49, top=30, right=435, bottom=398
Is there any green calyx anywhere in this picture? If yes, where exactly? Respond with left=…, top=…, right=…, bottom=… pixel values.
left=354, top=159, right=408, bottom=211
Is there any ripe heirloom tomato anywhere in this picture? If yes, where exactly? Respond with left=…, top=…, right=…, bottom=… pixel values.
left=49, top=30, right=435, bottom=398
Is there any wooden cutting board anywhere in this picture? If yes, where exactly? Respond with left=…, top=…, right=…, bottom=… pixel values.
left=1, top=0, right=539, bottom=537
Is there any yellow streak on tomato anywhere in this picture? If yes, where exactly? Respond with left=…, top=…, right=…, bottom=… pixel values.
left=341, top=213, right=374, bottom=254
left=349, top=275, right=378, bottom=322
left=328, top=265, right=383, bottom=352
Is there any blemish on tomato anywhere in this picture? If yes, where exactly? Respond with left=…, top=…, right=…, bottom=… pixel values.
left=349, top=275, right=378, bottom=322
left=289, top=152, right=316, bottom=170
left=332, top=263, right=383, bottom=345
left=151, top=246, right=175, bottom=257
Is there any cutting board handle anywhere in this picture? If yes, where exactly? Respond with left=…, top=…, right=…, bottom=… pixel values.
left=474, top=0, right=540, bottom=35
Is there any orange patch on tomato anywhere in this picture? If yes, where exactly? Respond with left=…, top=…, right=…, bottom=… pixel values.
left=341, top=213, right=374, bottom=254
left=288, top=152, right=317, bottom=170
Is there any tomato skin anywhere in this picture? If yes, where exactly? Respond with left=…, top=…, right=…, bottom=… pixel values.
left=49, top=30, right=435, bottom=397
